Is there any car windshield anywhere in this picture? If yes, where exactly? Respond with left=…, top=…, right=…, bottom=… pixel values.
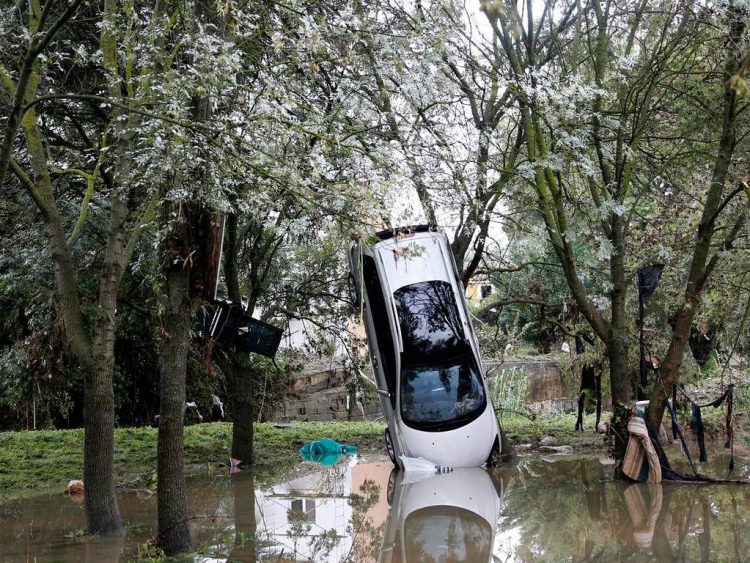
left=400, top=355, right=486, bottom=429
left=394, top=280, right=465, bottom=363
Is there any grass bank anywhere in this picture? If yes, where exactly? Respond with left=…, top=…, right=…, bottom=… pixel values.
left=0, top=414, right=610, bottom=501
left=0, top=421, right=387, bottom=501
left=502, top=412, right=608, bottom=450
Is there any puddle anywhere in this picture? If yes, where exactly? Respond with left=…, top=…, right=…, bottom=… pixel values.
left=495, top=450, right=750, bottom=561
left=1, top=450, right=749, bottom=561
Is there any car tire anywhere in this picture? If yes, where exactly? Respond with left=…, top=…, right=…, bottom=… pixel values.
left=485, top=435, right=501, bottom=467
left=348, top=273, right=360, bottom=306
left=386, top=468, right=397, bottom=506
left=384, top=428, right=397, bottom=466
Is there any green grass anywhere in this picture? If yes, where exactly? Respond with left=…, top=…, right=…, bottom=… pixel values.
left=0, top=415, right=606, bottom=501
left=15, top=407, right=737, bottom=504
left=502, top=412, right=609, bottom=451
left=0, top=415, right=619, bottom=502
left=0, top=421, right=387, bottom=501
left=0, top=414, right=611, bottom=501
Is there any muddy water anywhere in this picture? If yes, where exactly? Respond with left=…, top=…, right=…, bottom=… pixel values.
left=1, top=451, right=749, bottom=562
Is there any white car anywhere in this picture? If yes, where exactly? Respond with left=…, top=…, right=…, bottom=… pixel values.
left=349, top=225, right=501, bottom=468
left=379, top=467, right=504, bottom=562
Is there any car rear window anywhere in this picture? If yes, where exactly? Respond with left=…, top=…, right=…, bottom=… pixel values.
left=393, top=280, right=466, bottom=363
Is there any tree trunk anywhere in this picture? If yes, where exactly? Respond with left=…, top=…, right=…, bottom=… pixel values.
left=42, top=195, right=124, bottom=535
left=230, top=353, right=255, bottom=465
left=609, top=214, right=633, bottom=459
left=81, top=359, right=121, bottom=534
left=224, top=214, right=242, bottom=302
left=25, top=102, right=124, bottom=533
left=46, top=216, right=123, bottom=534
left=222, top=213, right=256, bottom=465
left=156, top=265, right=192, bottom=555
left=81, top=196, right=129, bottom=535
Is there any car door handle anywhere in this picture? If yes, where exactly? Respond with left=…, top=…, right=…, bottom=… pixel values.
left=376, top=388, right=391, bottom=398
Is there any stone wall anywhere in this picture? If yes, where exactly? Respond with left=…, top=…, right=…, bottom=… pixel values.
left=270, top=359, right=585, bottom=422
left=269, top=368, right=381, bottom=422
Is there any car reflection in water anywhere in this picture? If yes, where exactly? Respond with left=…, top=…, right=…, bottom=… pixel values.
left=380, top=467, right=504, bottom=563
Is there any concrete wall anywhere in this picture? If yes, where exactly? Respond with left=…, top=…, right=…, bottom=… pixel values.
left=484, top=360, right=579, bottom=414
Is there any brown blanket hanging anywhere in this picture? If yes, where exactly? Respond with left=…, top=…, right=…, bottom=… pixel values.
left=624, top=416, right=662, bottom=483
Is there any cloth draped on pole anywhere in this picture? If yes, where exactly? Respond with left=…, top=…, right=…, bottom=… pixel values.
left=683, top=384, right=736, bottom=466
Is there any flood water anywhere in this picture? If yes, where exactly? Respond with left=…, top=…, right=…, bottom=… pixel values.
left=2, top=449, right=749, bottom=562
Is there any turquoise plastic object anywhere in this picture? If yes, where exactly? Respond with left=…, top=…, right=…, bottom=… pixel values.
left=299, top=438, right=358, bottom=466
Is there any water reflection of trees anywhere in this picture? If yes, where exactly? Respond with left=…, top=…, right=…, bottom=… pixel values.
left=346, top=479, right=385, bottom=562
left=286, top=508, right=342, bottom=562
left=496, top=456, right=750, bottom=561
left=255, top=476, right=383, bottom=563
left=229, top=471, right=257, bottom=562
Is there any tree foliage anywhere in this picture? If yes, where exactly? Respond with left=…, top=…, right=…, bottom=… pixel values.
left=3, top=0, right=750, bottom=547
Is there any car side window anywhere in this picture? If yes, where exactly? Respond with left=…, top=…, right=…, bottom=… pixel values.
left=362, top=255, right=397, bottom=407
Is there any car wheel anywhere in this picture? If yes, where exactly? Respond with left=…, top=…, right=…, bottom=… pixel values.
left=348, top=273, right=360, bottom=306
left=384, top=428, right=397, bottom=466
left=485, top=435, right=501, bottom=467
left=386, top=468, right=397, bottom=506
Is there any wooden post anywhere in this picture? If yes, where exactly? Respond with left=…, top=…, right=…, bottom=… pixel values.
left=203, top=213, right=225, bottom=301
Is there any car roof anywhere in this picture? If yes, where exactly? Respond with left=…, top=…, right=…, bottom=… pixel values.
left=373, top=231, right=453, bottom=292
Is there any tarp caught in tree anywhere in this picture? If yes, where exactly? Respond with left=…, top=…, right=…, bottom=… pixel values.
left=197, top=299, right=284, bottom=358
